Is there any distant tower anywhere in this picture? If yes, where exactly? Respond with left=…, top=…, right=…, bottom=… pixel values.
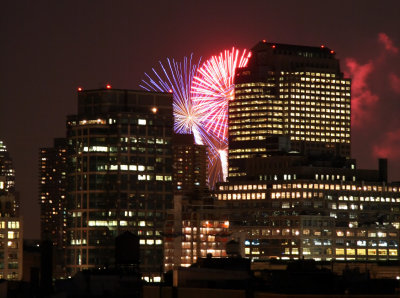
left=39, top=138, right=68, bottom=248
left=229, top=41, right=351, bottom=177
left=0, top=140, right=18, bottom=215
left=172, top=133, right=208, bottom=194
left=0, top=139, right=23, bottom=280
left=39, top=138, right=68, bottom=278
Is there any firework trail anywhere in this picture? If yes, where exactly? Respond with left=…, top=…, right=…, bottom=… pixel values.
left=141, top=48, right=250, bottom=188
left=192, top=47, right=250, bottom=181
left=140, top=54, right=203, bottom=142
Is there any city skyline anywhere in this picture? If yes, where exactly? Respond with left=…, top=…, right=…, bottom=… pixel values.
left=1, top=1, right=400, bottom=239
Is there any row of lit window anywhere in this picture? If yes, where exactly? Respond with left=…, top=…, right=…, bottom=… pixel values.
left=284, top=84, right=350, bottom=91
left=230, top=124, right=283, bottom=130
left=235, top=94, right=276, bottom=100
left=231, top=136, right=268, bottom=141
left=289, top=115, right=350, bottom=121
left=290, top=131, right=350, bottom=138
left=230, top=130, right=283, bottom=136
left=229, top=99, right=274, bottom=106
left=230, top=117, right=282, bottom=124
left=0, top=231, right=19, bottom=239
left=281, top=94, right=350, bottom=102
left=228, top=154, right=269, bottom=160
left=229, top=106, right=282, bottom=113
left=0, top=221, right=20, bottom=230
left=289, top=106, right=350, bottom=113
left=86, top=220, right=155, bottom=227
left=292, top=137, right=349, bottom=143
left=218, top=192, right=266, bottom=200
left=280, top=80, right=350, bottom=88
left=229, top=148, right=266, bottom=154
left=229, top=112, right=269, bottom=118
left=229, top=117, right=277, bottom=124
left=272, top=192, right=400, bottom=203
left=273, top=183, right=400, bottom=193
left=281, top=89, right=350, bottom=97
left=290, top=125, right=349, bottom=130
left=289, top=99, right=349, bottom=107
left=280, top=71, right=339, bottom=78
left=139, top=239, right=162, bottom=245
left=235, top=88, right=265, bottom=94
left=271, top=248, right=399, bottom=257
left=233, top=97, right=283, bottom=106
left=236, top=82, right=275, bottom=88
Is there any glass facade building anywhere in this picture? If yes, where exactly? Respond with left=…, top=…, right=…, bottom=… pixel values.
left=66, top=88, right=173, bottom=281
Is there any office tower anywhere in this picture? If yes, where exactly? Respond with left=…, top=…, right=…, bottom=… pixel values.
left=172, top=133, right=208, bottom=194
left=66, top=87, right=173, bottom=281
left=215, top=156, right=400, bottom=261
left=229, top=42, right=351, bottom=177
left=0, top=140, right=23, bottom=280
left=39, top=138, right=68, bottom=247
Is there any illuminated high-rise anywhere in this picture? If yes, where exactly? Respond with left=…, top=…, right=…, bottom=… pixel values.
left=229, top=42, right=351, bottom=177
left=39, top=138, right=68, bottom=278
left=0, top=140, right=23, bottom=280
left=39, top=138, right=68, bottom=247
left=66, top=87, right=173, bottom=281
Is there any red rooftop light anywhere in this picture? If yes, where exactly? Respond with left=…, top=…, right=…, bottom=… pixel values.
left=262, top=39, right=266, bottom=43
left=330, top=50, right=335, bottom=54
left=272, top=45, right=276, bottom=49
left=77, top=87, right=83, bottom=92
left=320, top=45, right=325, bottom=48
left=106, top=84, right=112, bottom=89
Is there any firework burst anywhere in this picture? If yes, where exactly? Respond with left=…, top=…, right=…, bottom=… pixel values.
left=140, top=48, right=250, bottom=188
left=192, top=47, right=250, bottom=180
left=140, top=54, right=202, bottom=139
left=192, top=47, right=251, bottom=139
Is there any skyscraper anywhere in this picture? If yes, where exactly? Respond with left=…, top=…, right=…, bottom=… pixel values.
left=39, top=138, right=68, bottom=278
left=39, top=138, right=68, bottom=248
left=229, top=41, right=351, bottom=178
left=0, top=140, right=23, bottom=280
left=66, top=87, right=173, bottom=281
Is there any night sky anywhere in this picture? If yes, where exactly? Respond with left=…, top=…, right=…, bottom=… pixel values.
left=1, top=1, right=400, bottom=239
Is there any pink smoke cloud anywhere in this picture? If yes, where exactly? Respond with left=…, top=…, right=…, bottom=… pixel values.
left=345, top=58, right=379, bottom=127
left=373, top=128, right=400, bottom=160
left=389, top=73, right=400, bottom=94
left=378, top=33, right=399, bottom=54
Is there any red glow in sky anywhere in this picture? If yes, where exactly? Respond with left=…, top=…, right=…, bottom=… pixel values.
left=373, top=128, right=400, bottom=160
left=389, top=73, right=400, bottom=94
left=378, top=32, right=399, bottom=54
left=345, top=58, right=378, bottom=127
